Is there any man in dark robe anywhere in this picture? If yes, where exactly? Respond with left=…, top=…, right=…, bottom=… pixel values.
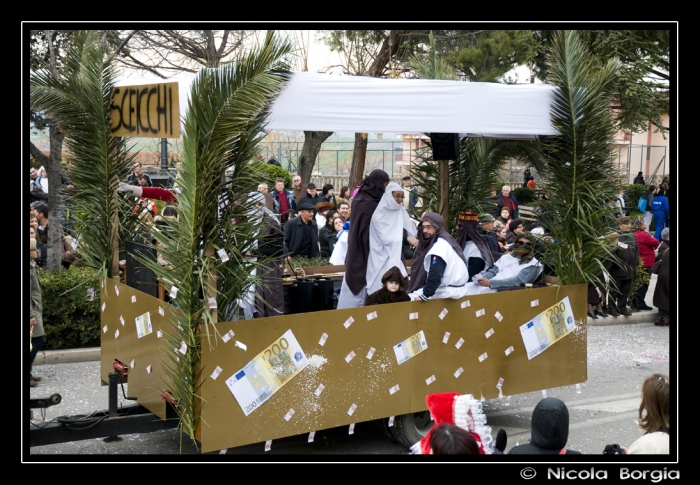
left=337, top=169, right=390, bottom=308
left=455, top=211, right=500, bottom=280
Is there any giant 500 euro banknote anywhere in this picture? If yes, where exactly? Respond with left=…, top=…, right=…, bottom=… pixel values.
left=226, top=329, right=308, bottom=416
left=393, top=330, right=428, bottom=365
left=520, top=296, right=576, bottom=360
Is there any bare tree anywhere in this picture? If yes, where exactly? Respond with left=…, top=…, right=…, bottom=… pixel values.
left=116, top=30, right=257, bottom=76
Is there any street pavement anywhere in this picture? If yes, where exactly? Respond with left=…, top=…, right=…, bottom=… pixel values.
left=27, top=275, right=672, bottom=458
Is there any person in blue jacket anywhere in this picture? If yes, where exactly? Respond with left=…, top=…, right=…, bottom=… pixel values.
left=650, top=186, right=670, bottom=241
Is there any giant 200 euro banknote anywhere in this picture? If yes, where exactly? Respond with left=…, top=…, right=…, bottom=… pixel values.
left=225, top=329, right=308, bottom=416
left=393, top=330, right=428, bottom=365
left=519, top=296, right=576, bottom=360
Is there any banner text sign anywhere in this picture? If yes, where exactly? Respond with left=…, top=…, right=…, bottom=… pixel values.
left=110, top=82, right=180, bottom=138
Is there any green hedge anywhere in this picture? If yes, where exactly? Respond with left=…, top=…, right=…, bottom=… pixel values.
left=513, top=186, right=538, bottom=205
left=37, top=266, right=102, bottom=350
left=253, top=162, right=292, bottom=190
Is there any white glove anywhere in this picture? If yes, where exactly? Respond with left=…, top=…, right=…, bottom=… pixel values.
left=117, top=182, right=142, bottom=197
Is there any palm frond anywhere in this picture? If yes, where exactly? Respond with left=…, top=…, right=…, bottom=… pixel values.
left=140, top=30, right=294, bottom=444
left=534, top=30, right=622, bottom=287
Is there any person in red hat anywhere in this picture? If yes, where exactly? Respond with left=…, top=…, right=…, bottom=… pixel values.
left=412, top=392, right=503, bottom=455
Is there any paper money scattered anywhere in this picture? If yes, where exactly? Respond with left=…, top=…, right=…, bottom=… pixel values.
left=505, top=346, right=515, bottom=356
left=461, top=300, right=471, bottom=309
left=393, top=330, right=428, bottom=365
left=454, top=367, right=464, bottom=378
left=442, top=332, right=450, bottom=344
left=389, top=384, right=400, bottom=395
left=565, top=161, right=571, bottom=166
left=345, top=351, right=356, bottom=363
left=222, top=332, right=232, bottom=343
left=102, top=302, right=106, bottom=312
left=455, top=337, right=464, bottom=349
left=388, top=416, right=395, bottom=427
left=476, top=309, right=485, bottom=317
left=478, top=352, right=488, bottom=362
left=159, top=306, right=165, bottom=316
left=114, top=329, right=120, bottom=339
left=426, top=375, right=436, bottom=385
left=439, top=308, right=448, bottom=320
left=114, top=285, right=119, bottom=296
left=103, top=325, right=108, bottom=333
left=409, top=312, right=419, bottom=320
left=157, top=330, right=163, bottom=338
left=228, top=330, right=235, bottom=338
left=178, top=324, right=184, bottom=331
left=87, top=288, right=94, bottom=301
left=131, top=295, right=137, bottom=303
left=319, top=333, right=328, bottom=346
left=283, top=409, right=295, bottom=421
left=225, top=330, right=308, bottom=416
left=347, top=403, right=357, bottom=416
left=130, top=359, right=135, bottom=369
left=169, top=286, right=178, bottom=299
left=314, top=384, right=325, bottom=396
left=366, top=311, right=377, bottom=321
left=366, top=347, right=375, bottom=360
left=219, top=449, right=227, bottom=454
left=235, top=340, right=247, bottom=351
left=119, top=315, right=125, bottom=326
left=531, top=299, right=539, bottom=307
left=265, top=440, right=272, bottom=452
left=505, top=395, right=511, bottom=406
left=485, top=328, right=495, bottom=338
left=349, top=423, right=355, bottom=435
left=576, top=384, right=581, bottom=394
left=344, top=316, right=355, bottom=328
left=542, top=389, right=548, bottom=398
left=146, top=365, right=152, bottom=374
left=217, top=248, right=229, bottom=262
left=208, top=298, right=217, bottom=309
left=494, top=311, right=503, bottom=322
left=497, top=377, right=504, bottom=389
left=179, top=341, right=188, bottom=355
left=211, top=366, right=223, bottom=380
left=308, top=431, right=316, bottom=443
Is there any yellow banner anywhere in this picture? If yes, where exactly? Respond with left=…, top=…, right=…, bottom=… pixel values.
left=110, top=82, right=180, bottom=138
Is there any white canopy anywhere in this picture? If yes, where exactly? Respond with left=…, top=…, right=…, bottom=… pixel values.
left=267, top=72, right=559, bottom=136
left=116, top=72, right=560, bottom=137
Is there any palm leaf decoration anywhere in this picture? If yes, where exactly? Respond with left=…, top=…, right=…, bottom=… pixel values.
left=411, top=137, right=545, bottom=230
left=134, top=31, right=294, bottom=446
left=535, top=30, right=621, bottom=287
left=30, top=31, right=139, bottom=282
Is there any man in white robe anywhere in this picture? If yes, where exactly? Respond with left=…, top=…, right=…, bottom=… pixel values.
left=464, top=233, right=543, bottom=295
left=366, top=182, right=417, bottom=295
left=408, top=212, right=469, bottom=301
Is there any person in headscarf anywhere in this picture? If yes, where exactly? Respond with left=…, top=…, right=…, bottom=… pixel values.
left=455, top=211, right=499, bottom=280
left=337, top=169, right=390, bottom=309
left=365, top=182, right=417, bottom=296
left=463, top=232, right=543, bottom=295
left=407, top=212, right=469, bottom=301
left=247, top=191, right=284, bottom=318
left=365, top=266, right=411, bottom=306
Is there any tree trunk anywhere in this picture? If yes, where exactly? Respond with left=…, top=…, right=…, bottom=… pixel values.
left=349, top=133, right=368, bottom=189
left=438, top=159, right=450, bottom=224
left=298, top=131, right=333, bottom=183
left=45, top=122, right=65, bottom=272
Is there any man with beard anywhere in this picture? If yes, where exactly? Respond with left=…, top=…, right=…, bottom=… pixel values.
left=337, top=169, right=390, bottom=309
left=407, top=212, right=469, bottom=302
left=455, top=211, right=501, bottom=280
left=463, top=232, right=543, bottom=295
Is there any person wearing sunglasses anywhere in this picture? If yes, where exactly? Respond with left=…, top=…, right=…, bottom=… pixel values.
left=464, top=233, right=543, bottom=295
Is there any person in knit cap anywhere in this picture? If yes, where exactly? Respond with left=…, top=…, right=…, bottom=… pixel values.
left=365, top=266, right=411, bottom=306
